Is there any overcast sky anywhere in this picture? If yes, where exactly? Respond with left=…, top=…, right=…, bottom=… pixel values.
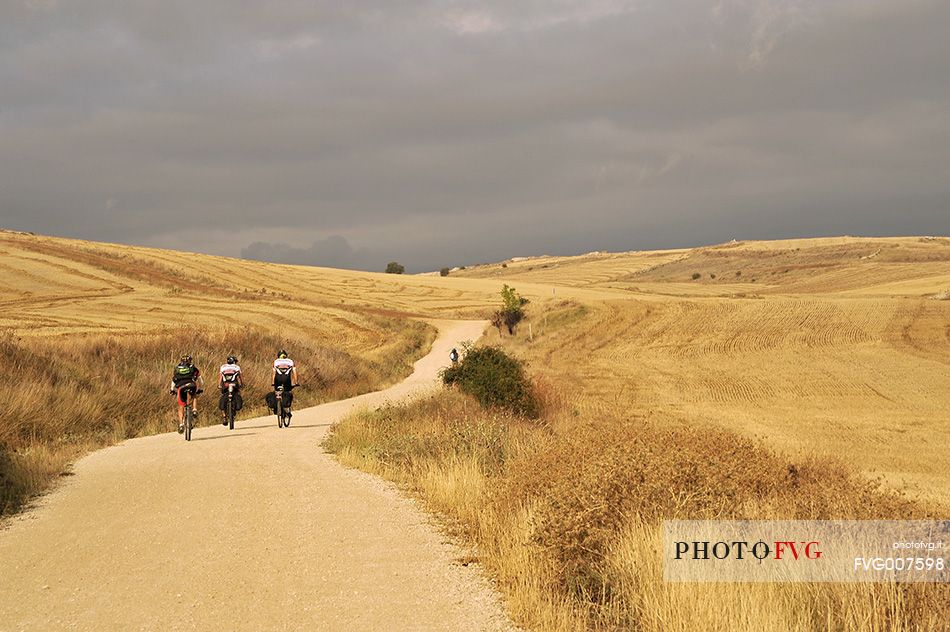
left=1, top=1, right=948, bottom=272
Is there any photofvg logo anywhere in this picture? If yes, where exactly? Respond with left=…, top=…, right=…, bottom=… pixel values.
left=674, top=539, right=823, bottom=562
left=663, top=520, right=949, bottom=583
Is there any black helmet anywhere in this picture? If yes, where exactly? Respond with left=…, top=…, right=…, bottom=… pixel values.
left=277, top=349, right=288, bottom=359
left=227, top=355, right=238, bottom=364
left=180, top=354, right=193, bottom=365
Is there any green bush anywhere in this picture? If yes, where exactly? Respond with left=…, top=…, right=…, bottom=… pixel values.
left=441, top=346, right=539, bottom=418
left=440, top=267, right=450, bottom=277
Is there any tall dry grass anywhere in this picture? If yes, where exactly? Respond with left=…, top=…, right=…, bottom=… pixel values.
left=0, top=319, right=433, bottom=515
left=324, top=388, right=949, bottom=631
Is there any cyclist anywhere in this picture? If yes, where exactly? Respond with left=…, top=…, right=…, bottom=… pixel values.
left=218, top=355, right=244, bottom=425
left=449, top=347, right=459, bottom=364
left=169, top=354, right=203, bottom=433
left=270, top=349, right=299, bottom=420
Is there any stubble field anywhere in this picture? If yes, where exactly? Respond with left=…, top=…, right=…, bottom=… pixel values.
left=2, top=229, right=949, bottom=629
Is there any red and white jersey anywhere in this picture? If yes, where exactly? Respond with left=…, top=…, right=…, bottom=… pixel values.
left=273, top=358, right=295, bottom=374
left=219, top=363, right=242, bottom=382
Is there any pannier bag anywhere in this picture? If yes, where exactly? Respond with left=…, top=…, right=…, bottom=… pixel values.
left=219, top=391, right=244, bottom=412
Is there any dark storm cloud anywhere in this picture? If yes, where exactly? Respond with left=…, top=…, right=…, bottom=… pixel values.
left=241, top=235, right=379, bottom=271
left=1, top=0, right=948, bottom=271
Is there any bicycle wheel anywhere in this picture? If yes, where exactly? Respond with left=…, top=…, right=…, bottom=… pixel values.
left=227, top=400, right=234, bottom=430
left=185, top=405, right=193, bottom=441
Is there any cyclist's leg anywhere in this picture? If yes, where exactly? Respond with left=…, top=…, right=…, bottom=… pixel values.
left=176, top=386, right=186, bottom=425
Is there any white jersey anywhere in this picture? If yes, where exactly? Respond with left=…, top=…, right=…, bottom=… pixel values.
left=220, top=363, right=242, bottom=383
left=274, top=358, right=295, bottom=374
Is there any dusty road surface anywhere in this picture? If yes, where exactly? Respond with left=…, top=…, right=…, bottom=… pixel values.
left=0, top=320, right=512, bottom=632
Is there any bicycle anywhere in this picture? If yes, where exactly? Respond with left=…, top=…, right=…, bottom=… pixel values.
left=223, top=382, right=237, bottom=431
left=274, top=384, right=299, bottom=428
left=174, top=385, right=202, bottom=441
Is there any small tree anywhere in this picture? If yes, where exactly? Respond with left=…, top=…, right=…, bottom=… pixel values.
left=440, top=267, right=450, bottom=277
left=385, top=261, right=405, bottom=274
left=493, top=284, right=527, bottom=335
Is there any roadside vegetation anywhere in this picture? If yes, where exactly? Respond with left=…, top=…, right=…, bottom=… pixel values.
left=490, top=284, right=528, bottom=335
left=0, top=320, right=433, bottom=516
left=325, top=301, right=949, bottom=631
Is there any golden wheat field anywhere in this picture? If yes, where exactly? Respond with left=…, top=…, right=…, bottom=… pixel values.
left=458, top=236, right=950, bottom=504
left=327, top=235, right=950, bottom=629
left=2, top=229, right=949, bottom=629
left=3, top=229, right=949, bottom=503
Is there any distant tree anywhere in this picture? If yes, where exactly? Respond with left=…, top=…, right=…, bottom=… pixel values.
left=385, top=262, right=405, bottom=274
left=440, top=267, right=450, bottom=277
left=492, top=284, right=527, bottom=335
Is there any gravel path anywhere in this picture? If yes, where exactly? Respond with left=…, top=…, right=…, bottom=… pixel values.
left=0, top=319, right=513, bottom=631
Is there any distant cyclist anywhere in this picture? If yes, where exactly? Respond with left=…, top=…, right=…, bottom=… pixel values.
left=449, top=347, right=459, bottom=364
left=270, top=349, right=299, bottom=420
left=218, top=355, right=244, bottom=425
left=169, top=355, right=204, bottom=433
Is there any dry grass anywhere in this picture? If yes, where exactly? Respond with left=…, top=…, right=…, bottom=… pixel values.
left=4, top=229, right=950, bottom=628
left=325, top=388, right=949, bottom=631
left=0, top=321, right=433, bottom=516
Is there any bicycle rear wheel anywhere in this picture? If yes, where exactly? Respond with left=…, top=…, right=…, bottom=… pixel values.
left=185, top=406, right=193, bottom=441
left=227, top=400, right=234, bottom=430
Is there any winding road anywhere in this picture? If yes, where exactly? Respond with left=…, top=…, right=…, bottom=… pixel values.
left=0, top=320, right=512, bottom=631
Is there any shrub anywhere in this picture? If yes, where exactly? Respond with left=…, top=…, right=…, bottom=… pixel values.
left=385, top=261, right=405, bottom=274
left=441, top=346, right=539, bottom=418
left=691, top=272, right=701, bottom=280
left=439, top=267, right=450, bottom=277
left=492, top=284, right=527, bottom=335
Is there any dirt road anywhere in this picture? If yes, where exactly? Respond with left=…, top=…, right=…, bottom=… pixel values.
left=0, top=320, right=511, bottom=631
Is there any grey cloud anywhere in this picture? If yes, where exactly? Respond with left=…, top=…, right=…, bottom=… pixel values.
left=1, top=0, right=949, bottom=271
left=241, top=235, right=380, bottom=271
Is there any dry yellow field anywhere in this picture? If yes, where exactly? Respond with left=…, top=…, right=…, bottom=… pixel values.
left=3, top=229, right=949, bottom=629
left=0, top=229, right=493, bottom=341
left=459, top=236, right=950, bottom=504
left=3, top=229, right=949, bottom=503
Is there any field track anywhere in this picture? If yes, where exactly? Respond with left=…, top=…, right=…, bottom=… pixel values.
left=0, top=320, right=513, bottom=631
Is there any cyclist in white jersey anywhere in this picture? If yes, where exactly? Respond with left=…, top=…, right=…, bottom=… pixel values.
left=272, top=349, right=299, bottom=418
left=218, top=355, right=244, bottom=425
